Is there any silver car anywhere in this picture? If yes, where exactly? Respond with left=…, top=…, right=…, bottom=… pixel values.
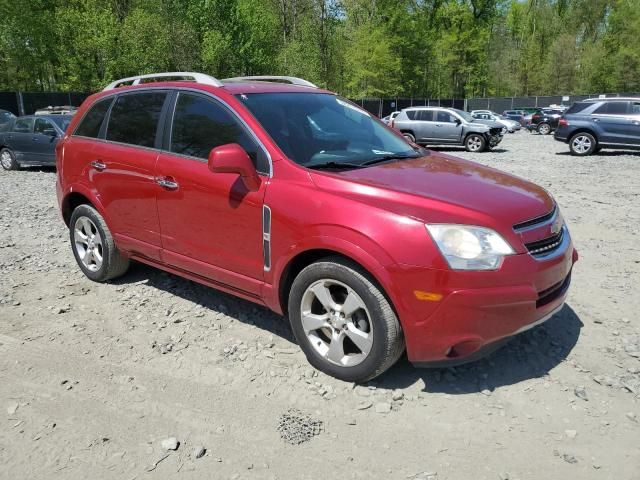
left=471, top=112, right=521, bottom=133
left=393, top=107, right=504, bottom=152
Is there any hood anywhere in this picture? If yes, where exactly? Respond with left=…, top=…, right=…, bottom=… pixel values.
left=309, top=151, right=554, bottom=229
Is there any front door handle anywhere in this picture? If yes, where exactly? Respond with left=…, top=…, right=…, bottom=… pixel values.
left=156, top=177, right=179, bottom=190
left=32, top=136, right=39, bottom=142
left=592, top=118, right=599, bottom=122
left=90, top=160, right=106, bottom=171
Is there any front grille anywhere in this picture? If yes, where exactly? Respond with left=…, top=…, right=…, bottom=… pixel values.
left=513, top=206, right=556, bottom=231
left=537, top=271, right=571, bottom=308
left=490, top=127, right=503, bottom=136
left=525, top=229, right=564, bottom=255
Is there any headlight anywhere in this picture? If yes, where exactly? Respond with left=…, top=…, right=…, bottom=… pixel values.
left=425, top=224, right=515, bottom=270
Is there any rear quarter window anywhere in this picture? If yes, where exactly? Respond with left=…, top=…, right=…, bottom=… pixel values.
left=106, top=92, right=167, bottom=148
left=565, top=102, right=590, bottom=114
left=75, top=98, right=113, bottom=138
left=405, top=110, right=417, bottom=120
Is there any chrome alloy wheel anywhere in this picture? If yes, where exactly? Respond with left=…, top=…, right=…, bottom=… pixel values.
left=538, top=123, right=551, bottom=135
left=300, top=279, right=373, bottom=367
left=1, top=150, right=12, bottom=169
left=571, top=135, right=592, bottom=154
left=73, top=216, right=103, bottom=272
left=467, top=136, right=483, bottom=151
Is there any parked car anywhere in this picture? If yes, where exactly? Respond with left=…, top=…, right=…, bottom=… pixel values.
left=56, top=72, right=576, bottom=382
left=0, top=109, right=16, bottom=132
left=381, top=111, right=400, bottom=125
left=393, top=107, right=504, bottom=152
left=554, top=97, right=640, bottom=156
left=35, top=105, right=78, bottom=116
left=471, top=112, right=521, bottom=133
left=502, top=110, right=527, bottom=124
left=527, top=108, right=564, bottom=134
left=0, top=114, right=72, bottom=170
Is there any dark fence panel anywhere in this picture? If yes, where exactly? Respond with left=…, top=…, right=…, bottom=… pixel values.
left=0, top=92, right=19, bottom=115
left=351, top=97, right=465, bottom=117
left=21, top=92, right=89, bottom=115
left=468, top=93, right=640, bottom=112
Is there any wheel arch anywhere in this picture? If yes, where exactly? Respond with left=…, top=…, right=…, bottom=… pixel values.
left=60, top=184, right=109, bottom=228
left=568, top=128, right=598, bottom=143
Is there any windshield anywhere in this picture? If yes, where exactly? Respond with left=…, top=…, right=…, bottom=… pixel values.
left=452, top=108, right=474, bottom=123
left=236, top=93, right=418, bottom=167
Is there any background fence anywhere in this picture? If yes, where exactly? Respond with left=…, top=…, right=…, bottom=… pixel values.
left=0, top=92, right=90, bottom=116
left=351, top=98, right=466, bottom=118
left=467, top=93, right=640, bottom=113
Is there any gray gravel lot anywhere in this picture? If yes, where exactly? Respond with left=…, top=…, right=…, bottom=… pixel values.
left=1, top=132, right=639, bottom=479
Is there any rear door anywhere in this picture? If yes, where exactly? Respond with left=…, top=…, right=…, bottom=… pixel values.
left=155, top=91, right=268, bottom=296
left=33, top=117, right=60, bottom=164
left=628, top=101, right=640, bottom=146
left=7, top=117, right=35, bottom=161
left=592, top=101, right=633, bottom=144
left=414, top=109, right=435, bottom=141
left=90, top=90, right=168, bottom=260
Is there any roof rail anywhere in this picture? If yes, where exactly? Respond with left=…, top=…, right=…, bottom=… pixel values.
left=103, top=72, right=223, bottom=91
left=222, top=76, right=317, bottom=88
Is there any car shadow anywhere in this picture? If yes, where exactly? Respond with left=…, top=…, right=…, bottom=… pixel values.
left=113, top=263, right=582, bottom=393
left=375, top=304, right=583, bottom=394
left=429, top=147, right=508, bottom=154
left=18, top=165, right=57, bottom=172
left=556, top=150, right=640, bottom=157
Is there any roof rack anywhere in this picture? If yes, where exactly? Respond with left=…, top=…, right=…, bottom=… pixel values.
left=103, top=72, right=223, bottom=91
left=222, top=76, right=317, bottom=88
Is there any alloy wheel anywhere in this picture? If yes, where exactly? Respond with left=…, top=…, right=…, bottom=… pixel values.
left=1, top=150, right=12, bottom=169
left=300, top=279, right=373, bottom=367
left=467, top=136, right=483, bottom=151
left=571, top=135, right=592, bottom=154
left=538, top=124, right=551, bottom=135
left=73, top=216, right=104, bottom=272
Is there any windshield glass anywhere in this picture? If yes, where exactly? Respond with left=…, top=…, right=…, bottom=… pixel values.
left=452, top=108, right=474, bottom=123
left=50, top=115, right=72, bottom=132
left=236, top=93, right=417, bottom=167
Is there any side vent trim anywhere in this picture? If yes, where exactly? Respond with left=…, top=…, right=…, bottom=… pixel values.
left=262, top=205, right=272, bottom=271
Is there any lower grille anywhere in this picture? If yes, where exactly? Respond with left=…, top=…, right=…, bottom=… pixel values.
left=537, top=271, right=571, bottom=308
left=525, top=229, right=564, bottom=256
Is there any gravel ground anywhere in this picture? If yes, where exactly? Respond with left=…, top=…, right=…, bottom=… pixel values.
left=1, top=132, right=639, bottom=480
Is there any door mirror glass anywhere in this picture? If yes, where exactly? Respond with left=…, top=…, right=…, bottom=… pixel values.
left=208, top=143, right=260, bottom=191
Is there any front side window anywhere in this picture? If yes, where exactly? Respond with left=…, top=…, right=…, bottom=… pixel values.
left=238, top=93, right=417, bottom=168
left=13, top=117, right=34, bottom=133
left=106, top=92, right=167, bottom=147
left=75, top=98, right=112, bottom=138
left=170, top=93, right=267, bottom=172
left=34, top=118, right=56, bottom=134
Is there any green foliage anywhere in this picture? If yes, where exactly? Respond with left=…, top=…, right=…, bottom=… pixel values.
left=0, top=0, right=638, bottom=98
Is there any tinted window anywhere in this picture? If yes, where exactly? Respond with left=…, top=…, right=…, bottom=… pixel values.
left=405, top=110, right=417, bottom=120
left=50, top=115, right=72, bottom=132
left=630, top=102, right=640, bottom=114
left=170, top=93, right=265, bottom=171
left=75, top=98, right=112, bottom=138
left=436, top=111, right=456, bottom=123
left=417, top=110, right=433, bottom=121
left=13, top=118, right=33, bottom=133
left=565, top=102, right=590, bottom=114
left=34, top=118, right=56, bottom=134
left=106, top=92, right=167, bottom=147
left=594, top=101, right=628, bottom=115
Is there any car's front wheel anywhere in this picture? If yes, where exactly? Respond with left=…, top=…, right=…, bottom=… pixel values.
left=0, top=148, right=19, bottom=170
left=465, top=133, right=486, bottom=152
left=569, top=132, right=597, bottom=156
left=288, top=257, right=404, bottom=383
left=402, top=132, right=416, bottom=143
left=69, top=204, right=130, bottom=282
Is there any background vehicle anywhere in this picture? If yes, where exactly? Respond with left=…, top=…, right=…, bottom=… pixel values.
left=0, top=114, right=72, bottom=170
left=34, top=105, right=78, bottom=116
left=502, top=110, right=526, bottom=124
left=471, top=112, right=521, bottom=132
left=0, top=109, right=16, bottom=132
left=57, top=72, right=575, bottom=383
left=381, top=111, right=400, bottom=125
left=527, top=108, right=564, bottom=134
left=555, top=97, right=640, bottom=155
left=393, top=107, right=503, bottom=152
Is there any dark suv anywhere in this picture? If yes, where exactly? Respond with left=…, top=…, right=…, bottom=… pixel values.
left=528, top=108, right=564, bottom=135
left=554, top=98, right=640, bottom=156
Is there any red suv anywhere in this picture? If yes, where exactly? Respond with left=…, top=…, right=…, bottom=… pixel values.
left=56, top=72, right=577, bottom=382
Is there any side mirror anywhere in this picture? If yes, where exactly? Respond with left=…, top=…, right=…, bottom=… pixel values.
left=208, top=143, right=260, bottom=191
left=455, top=118, right=461, bottom=125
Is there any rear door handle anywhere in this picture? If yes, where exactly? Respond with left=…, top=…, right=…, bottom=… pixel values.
left=32, top=136, right=39, bottom=142
left=592, top=118, right=599, bottom=122
left=156, top=177, right=179, bottom=190
left=90, top=160, right=106, bottom=171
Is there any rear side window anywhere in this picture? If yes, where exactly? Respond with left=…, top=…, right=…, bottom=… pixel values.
left=75, top=98, right=112, bottom=138
left=594, top=101, right=628, bottom=115
left=631, top=102, right=640, bottom=114
left=565, top=102, right=590, bottom=114
left=13, top=118, right=34, bottom=133
left=417, top=110, right=433, bottom=121
left=106, top=92, right=167, bottom=147
left=170, top=93, right=267, bottom=172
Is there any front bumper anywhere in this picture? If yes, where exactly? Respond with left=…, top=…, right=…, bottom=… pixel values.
left=390, top=234, right=577, bottom=365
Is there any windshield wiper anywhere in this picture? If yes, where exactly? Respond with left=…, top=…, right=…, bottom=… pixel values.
left=360, top=153, right=421, bottom=166
left=306, top=161, right=366, bottom=170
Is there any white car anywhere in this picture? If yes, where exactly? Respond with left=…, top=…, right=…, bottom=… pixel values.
left=471, top=112, right=521, bottom=133
left=381, top=111, right=400, bottom=125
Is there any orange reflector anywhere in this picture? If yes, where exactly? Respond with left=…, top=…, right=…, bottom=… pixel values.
left=413, top=290, right=443, bottom=301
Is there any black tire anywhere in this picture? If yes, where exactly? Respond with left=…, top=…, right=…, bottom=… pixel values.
left=69, top=204, right=130, bottom=282
left=0, top=148, right=20, bottom=170
left=464, top=133, right=486, bottom=152
left=402, top=132, right=416, bottom=143
left=569, top=132, right=597, bottom=156
left=288, top=257, right=404, bottom=383
left=537, top=122, right=551, bottom=135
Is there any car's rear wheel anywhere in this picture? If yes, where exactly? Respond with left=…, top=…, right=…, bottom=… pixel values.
left=465, top=134, right=486, bottom=152
left=0, top=148, right=19, bottom=170
left=70, top=204, right=130, bottom=282
left=288, top=257, right=404, bottom=383
left=402, top=132, right=416, bottom=143
left=569, top=132, right=597, bottom=156
left=537, top=123, right=551, bottom=135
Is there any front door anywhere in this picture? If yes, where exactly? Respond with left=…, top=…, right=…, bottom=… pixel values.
left=33, top=117, right=59, bottom=164
left=434, top=110, right=463, bottom=142
left=155, top=91, right=269, bottom=296
left=90, top=90, right=168, bottom=261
